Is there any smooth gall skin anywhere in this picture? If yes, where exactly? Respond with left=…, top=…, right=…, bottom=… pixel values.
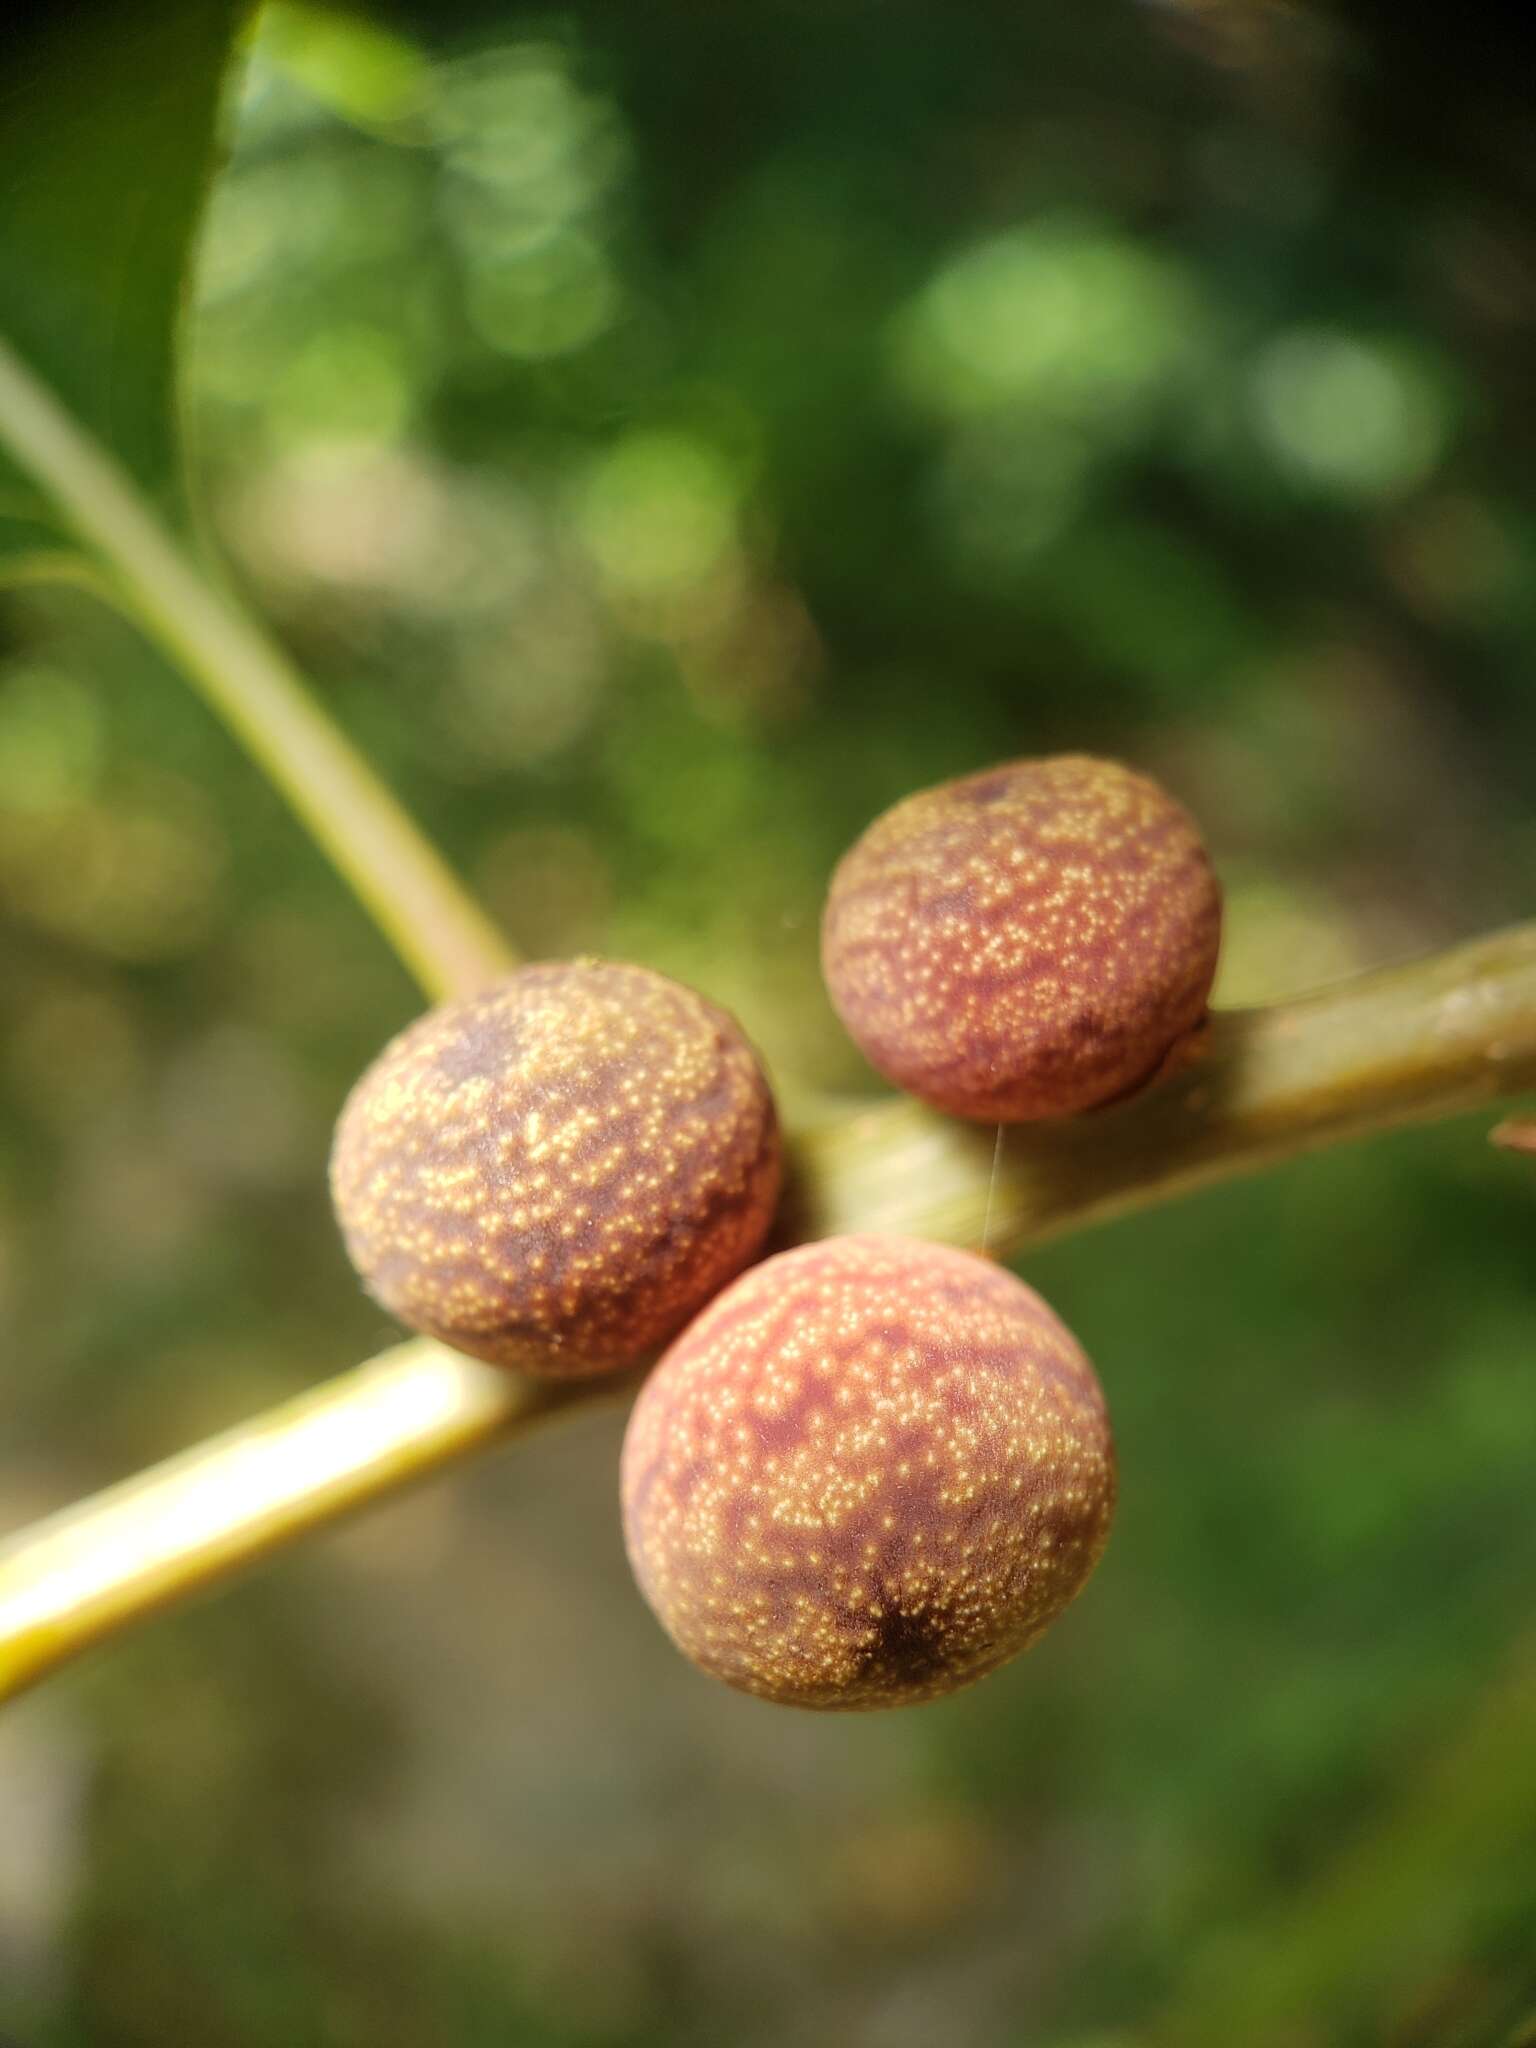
left=330, top=961, right=782, bottom=1376
left=621, top=1234, right=1116, bottom=1711
left=822, top=754, right=1222, bottom=1121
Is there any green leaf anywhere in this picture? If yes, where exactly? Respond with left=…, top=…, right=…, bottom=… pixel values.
left=0, top=0, right=249, bottom=562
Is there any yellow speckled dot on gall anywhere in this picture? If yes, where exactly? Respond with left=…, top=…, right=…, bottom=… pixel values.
left=621, top=1235, right=1116, bottom=1710
left=822, top=754, right=1223, bottom=1121
left=329, top=961, right=782, bottom=1376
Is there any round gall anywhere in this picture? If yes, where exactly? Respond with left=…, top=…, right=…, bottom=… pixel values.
left=331, top=961, right=782, bottom=1376
left=621, top=1235, right=1116, bottom=1710
left=822, top=754, right=1222, bottom=1121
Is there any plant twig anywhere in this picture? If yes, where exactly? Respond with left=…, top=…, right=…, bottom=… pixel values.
left=0, top=336, right=514, bottom=1002
left=0, top=1340, right=613, bottom=1704
left=793, top=922, right=1536, bottom=1251
left=1, top=923, right=1533, bottom=1705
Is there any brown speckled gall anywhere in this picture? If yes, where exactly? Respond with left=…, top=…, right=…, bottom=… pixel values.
left=621, top=1235, right=1116, bottom=1711
left=330, top=961, right=782, bottom=1377
left=821, top=754, right=1222, bottom=1121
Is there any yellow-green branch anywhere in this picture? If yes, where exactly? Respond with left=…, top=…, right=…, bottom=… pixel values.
left=0, top=336, right=513, bottom=1002
left=2, top=922, right=1533, bottom=1705
left=0, top=1341, right=614, bottom=1703
left=794, top=921, right=1536, bottom=1251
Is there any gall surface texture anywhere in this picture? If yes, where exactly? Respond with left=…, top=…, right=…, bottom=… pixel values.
left=822, top=754, right=1222, bottom=1121
left=621, top=1234, right=1116, bottom=1710
left=331, top=961, right=781, bottom=1376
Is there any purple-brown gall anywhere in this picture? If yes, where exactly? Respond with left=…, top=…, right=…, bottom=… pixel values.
left=621, top=1234, right=1116, bottom=1710
left=821, top=754, right=1222, bottom=1121
left=330, top=961, right=782, bottom=1376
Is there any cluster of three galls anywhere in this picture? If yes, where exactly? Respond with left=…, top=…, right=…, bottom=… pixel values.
left=331, top=755, right=1223, bottom=1712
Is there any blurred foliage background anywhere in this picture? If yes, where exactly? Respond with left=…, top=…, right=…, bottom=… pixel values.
left=2, top=2, right=1536, bottom=2043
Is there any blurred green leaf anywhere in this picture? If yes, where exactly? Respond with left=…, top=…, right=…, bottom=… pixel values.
left=0, top=0, right=249, bottom=561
